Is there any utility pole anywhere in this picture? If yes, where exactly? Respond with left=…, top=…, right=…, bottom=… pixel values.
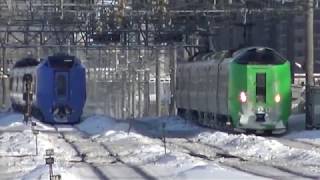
left=306, top=0, right=314, bottom=129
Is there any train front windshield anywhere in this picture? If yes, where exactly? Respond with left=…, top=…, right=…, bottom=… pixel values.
left=55, top=73, right=68, bottom=99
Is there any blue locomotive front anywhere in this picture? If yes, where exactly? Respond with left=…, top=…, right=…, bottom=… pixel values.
left=10, top=54, right=86, bottom=124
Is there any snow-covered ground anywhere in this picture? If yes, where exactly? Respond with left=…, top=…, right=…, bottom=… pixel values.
left=0, top=112, right=320, bottom=179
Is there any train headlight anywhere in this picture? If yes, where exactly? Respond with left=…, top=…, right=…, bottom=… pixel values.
left=275, top=94, right=281, bottom=103
left=240, top=91, right=247, bottom=103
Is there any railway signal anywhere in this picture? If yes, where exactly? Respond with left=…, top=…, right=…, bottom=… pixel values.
left=46, top=149, right=54, bottom=156
left=31, top=122, right=39, bottom=156
left=31, top=121, right=36, bottom=127
left=22, top=74, right=33, bottom=125
left=45, top=149, right=61, bottom=180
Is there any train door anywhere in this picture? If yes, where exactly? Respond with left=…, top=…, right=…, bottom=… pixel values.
left=55, top=72, right=69, bottom=101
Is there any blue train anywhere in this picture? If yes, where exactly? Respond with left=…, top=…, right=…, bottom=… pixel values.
left=9, top=54, right=86, bottom=124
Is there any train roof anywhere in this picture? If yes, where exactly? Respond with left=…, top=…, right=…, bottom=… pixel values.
left=184, top=47, right=288, bottom=65
left=232, top=46, right=284, bottom=57
left=47, top=53, right=75, bottom=60
left=41, top=53, right=81, bottom=69
left=233, top=47, right=287, bottom=65
left=13, top=57, right=39, bottom=68
left=186, top=50, right=234, bottom=63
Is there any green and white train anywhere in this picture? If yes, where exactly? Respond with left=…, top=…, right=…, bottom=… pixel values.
left=176, top=47, right=292, bottom=134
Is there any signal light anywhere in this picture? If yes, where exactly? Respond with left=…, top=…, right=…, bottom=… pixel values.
left=275, top=94, right=281, bottom=103
left=240, top=91, right=247, bottom=103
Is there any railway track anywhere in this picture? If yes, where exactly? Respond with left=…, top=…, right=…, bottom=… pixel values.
left=72, top=125, right=158, bottom=180
left=49, top=124, right=157, bottom=180
left=129, top=117, right=320, bottom=179
left=51, top=125, right=110, bottom=180
left=2, top=113, right=320, bottom=179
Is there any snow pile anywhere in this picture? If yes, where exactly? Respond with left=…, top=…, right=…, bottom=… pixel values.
left=0, top=129, right=78, bottom=179
left=140, top=116, right=200, bottom=132
left=102, top=130, right=144, bottom=141
left=77, top=115, right=129, bottom=135
left=175, top=164, right=260, bottom=180
left=22, top=164, right=98, bottom=180
left=197, top=132, right=284, bottom=160
left=86, top=116, right=263, bottom=179
left=197, top=131, right=320, bottom=165
left=94, top=128, right=167, bottom=164
left=0, top=131, right=35, bottom=156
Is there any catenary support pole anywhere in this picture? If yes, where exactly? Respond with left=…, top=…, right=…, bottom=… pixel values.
left=1, top=46, right=6, bottom=107
left=131, top=67, right=135, bottom=118
left=156, top=49, right=161, bottom=116
left=306, top=0, right=315, bottom=129
left=144, top=70, right=150, bottom=117
left=138, top=70, right=142, bottom=118
left=169, top=45, right=177, bottom=116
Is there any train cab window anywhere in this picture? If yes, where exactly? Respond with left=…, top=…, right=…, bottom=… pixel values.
left=234, top=48, right=286, bottom=65
left=56, top=74, right=67, bottom=97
